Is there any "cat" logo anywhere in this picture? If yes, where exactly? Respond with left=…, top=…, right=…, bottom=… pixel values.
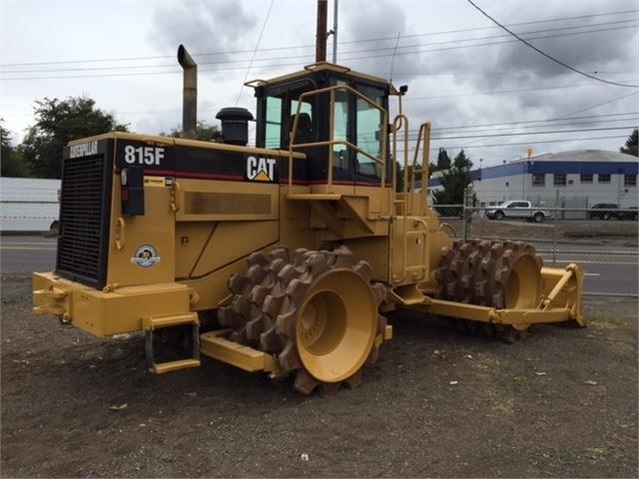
left=246, top=156, right=276, bottom=182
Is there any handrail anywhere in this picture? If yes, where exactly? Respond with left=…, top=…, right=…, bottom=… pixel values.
left=391, top=113, right=409, bottom=212
left=411, top=122, right=431, bottom=216
left=389, top=118, right=433, bottom=284
left=287, top=84, right=389, bottom=195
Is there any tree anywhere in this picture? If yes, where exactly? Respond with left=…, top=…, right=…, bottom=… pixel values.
left=436, top=147, right=451, bottom=170
left=432, top=149, right=473, bottom=216
left=19, top=97, right=128, bottom=178
left=161, top=120, right=221, bottom=141
left=620, top=128, right=638, bottom=157
left=1, top=119, right=31, bottom=177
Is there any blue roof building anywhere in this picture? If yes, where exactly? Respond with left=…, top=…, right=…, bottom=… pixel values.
left=429, top=149, right=638, bottom=208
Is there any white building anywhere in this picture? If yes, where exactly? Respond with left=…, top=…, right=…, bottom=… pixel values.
left=429, top=149, right=638, bottom=209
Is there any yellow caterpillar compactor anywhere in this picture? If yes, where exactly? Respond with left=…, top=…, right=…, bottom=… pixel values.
left=33, top=45, right=584, bottom=395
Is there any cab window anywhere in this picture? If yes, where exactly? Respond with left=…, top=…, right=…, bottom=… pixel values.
left=261, top=80, right=315, bottom=149
left=355, top=85, right=385, bottom=178
left=332, top=81, right=349, bottom=170
left=265, top=96, right=282, bottom=149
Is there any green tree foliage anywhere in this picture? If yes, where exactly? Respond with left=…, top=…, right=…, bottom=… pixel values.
left=161, top=120, right=221, bottom=141
left=436, top=147, right=451, bottom=170
left=1, top=119, right=31, bottom=177
left=620, top=128, right=638, bottom=157
left=453, top=149, right=473, bottom=170
left=19, top=97, right=128, bottom=178
left=432, top=149, right=473, bottom=216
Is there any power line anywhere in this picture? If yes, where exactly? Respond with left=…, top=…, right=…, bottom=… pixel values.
left=3, top=22, right=636, bottom=82
left=357, top=19, right=638, bottom=57
left=2, top=8, right=637, bottom=68
left=430, top=125, right=636, bottom=141
left=351, top=117, right=638, bottom=141
left=355, top=9, right=639, bottom=44
left=427, top=118, right=639, bottom=137
left=430, top=112, right=639, bottom=132
left=424, top=134, right=628, bottom=149
left=466, top=0, right=639, bottom=88
left=342, top=24, right=639, bottom=63
left=5, top=19, right=635, bottom=75
left=234, top=0, right=274, bottom=106
left=411, top=80, right=637, bottom=101
left=552, top=91, right=639, bottom=120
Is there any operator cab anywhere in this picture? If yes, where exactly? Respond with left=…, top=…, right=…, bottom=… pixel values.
left=249, top=63, right=396, bottom=187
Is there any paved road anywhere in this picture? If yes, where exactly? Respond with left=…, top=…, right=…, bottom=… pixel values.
left=531, top=242, right=638, bottom=296
left=1, top=236, right=637, bottom=296
left=1, top=236, right=57, bottom=277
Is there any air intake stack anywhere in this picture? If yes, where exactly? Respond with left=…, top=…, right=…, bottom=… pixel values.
left=215, top=107, right=254, bottom=146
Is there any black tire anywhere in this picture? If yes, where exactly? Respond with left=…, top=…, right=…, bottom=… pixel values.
left=494, top=211, right=505, bottom=220
left=603, top=212, right=611, bottom=221
left=533, top=212, right=544, bottom=223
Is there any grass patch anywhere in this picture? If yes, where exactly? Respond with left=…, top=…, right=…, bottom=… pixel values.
left=588, top=315, right=627, bottom=329
left=489, top=393, right=514, bottom=414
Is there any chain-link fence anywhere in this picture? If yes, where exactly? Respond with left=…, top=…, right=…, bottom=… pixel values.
left=434, top=204, right=638, bottom=245
left=2, top=197, right=636, bottom=295
left=434, top=200, right=638, bottom=297
left=0, top=201, right=60, bottom=233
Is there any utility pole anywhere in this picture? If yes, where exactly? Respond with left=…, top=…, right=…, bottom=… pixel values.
left=332, top=0, right=338, bottom=63
left=316, top=0, right=328, bottom=62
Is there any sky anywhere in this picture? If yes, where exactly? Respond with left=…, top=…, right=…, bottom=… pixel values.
left=1, top=0, right=638, bottom=167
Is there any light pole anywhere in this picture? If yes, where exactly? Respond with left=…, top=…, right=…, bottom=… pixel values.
left=523, top=148, right=532, bottom=200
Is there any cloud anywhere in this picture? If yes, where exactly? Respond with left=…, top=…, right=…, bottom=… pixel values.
left=469, top=1, right=639, bottom=87
left=339, top=0, right=428, bottom=82
left=380, top=2, right=638, bottom=163
left=150, top=1, right=259, bottom=68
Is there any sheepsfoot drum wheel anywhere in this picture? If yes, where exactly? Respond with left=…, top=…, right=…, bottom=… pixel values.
left=218, top=246, right=387, bottom=395
left=436, top=239, right=543, bottom=342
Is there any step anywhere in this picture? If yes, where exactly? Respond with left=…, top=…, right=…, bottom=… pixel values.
left=142, top=313, right=198, bottom=330
left=152, top=359, right=201, bottom=374
left=144, top=313, right=200, bottom=374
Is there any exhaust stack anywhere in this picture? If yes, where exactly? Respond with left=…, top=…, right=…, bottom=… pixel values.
left=177, top=44, right=197, bottom=139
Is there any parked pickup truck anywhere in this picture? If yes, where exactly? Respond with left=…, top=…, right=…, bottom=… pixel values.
left=485, top=200, right=550, bottom=223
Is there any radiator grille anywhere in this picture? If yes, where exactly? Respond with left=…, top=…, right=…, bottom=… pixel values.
left=56, top=149, right=112, bottom=288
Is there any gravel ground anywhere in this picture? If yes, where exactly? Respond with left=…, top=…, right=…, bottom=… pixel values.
left=1, top=277, right=637, bottom=478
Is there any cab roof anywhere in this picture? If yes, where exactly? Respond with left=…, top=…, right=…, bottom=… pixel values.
left=245, top=62, right=399, bottom=95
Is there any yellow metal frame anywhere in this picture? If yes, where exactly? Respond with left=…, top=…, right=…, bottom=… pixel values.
left=286, top=84, right=389, bottom=196
left=33, top=272, right=194, bottom=337
left=200, top=329, right=279, bottom=375
left=199, top=324, right=394, bottom=377
left=393, top=264, right=585, bottom=328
